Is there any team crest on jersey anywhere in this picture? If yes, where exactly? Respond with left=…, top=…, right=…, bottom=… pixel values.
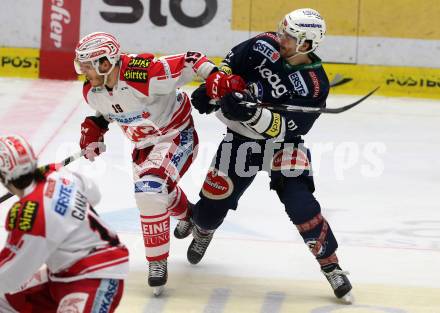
left=201, top=168, right=234, bottom=200
left=7, top=201, right=39, bottom=232
left=253, top=40, right=280, bottom=63
left=288, top=71, right=309, bottom=96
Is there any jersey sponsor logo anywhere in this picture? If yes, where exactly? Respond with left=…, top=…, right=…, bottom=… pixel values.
left=287, top=119, right=298, bottom=131
left=7, top=202, right=22, bottom=230
left=128, top=57, right=151, bottom=68
left=255, top=59, right=288, bottom=98
left=288, top=71, right=309, bottom=96
left=58, top=292, right=88, bottom=313
left=54, top=183, right=73, bottom=216
left=8, top=201, right=39, bottom=232
left=264, top=112, right=282, bottom=137
left=170, top=129, right=193, bottom=170
left=108, top=112, right=143, bottom=124
left=71, top=191, right=88, bottom=221
left=134, top=180, right=163, bottom=193
left=271, top=148, right=311, bottom=171
left=308, top=71, right=320, bottom=97
left=91, top=279, right=119, bottom=313
left=253, top=40, right=280, bottom=63
left=219, top=64, right=232, bottom=75
left=45, top=178, right=56, bottom=198
left=123, top=69, right=148, bottom=82
left=201, top=168, right=234, bottom=200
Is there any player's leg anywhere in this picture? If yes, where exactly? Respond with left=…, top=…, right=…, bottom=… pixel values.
left=187, top=133, right=259, bottom=264
left=50, top=278, right=124, bottom=313
left=3, top=267, right=56, bottom=313
left=271, top=145, right=353, bottom=303
left=132, top=126, right=197, bottom=295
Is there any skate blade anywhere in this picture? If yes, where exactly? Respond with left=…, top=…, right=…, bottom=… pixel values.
left=153, top=286, right=165, bottom=297
left=339, top=291, right=354, bottom=304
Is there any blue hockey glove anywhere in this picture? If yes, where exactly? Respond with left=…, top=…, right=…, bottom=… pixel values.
left=220, top=91, right=257, bottom=122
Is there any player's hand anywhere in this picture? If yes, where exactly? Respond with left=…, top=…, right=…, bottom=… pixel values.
left=205, top=71, right=246, bottom=99
left=191, top=83, right=218, bottom=114
left=80, top=116, right=109, bottom=161
left=220, top=91, right=258, bottom=122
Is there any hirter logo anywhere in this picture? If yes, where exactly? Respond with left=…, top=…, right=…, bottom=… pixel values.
left=201, top=168, right=234, bottom=200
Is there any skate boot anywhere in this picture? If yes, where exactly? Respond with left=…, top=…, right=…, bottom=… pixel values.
left=322, top=263, right=353, bottom=304
left=148, top=260, right=167, bottom=296
left=174, top=203, right=194, bottom=239
left=187, top=225, right=214, bottom=264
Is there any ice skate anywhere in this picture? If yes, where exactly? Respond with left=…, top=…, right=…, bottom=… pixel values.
left=174, top=203, right=194, bottom=239
left=148, top=260, right=167, bottom=296
left=322, top=263, right=353, bottom=304
left=187, top=226, right=214, bottom=264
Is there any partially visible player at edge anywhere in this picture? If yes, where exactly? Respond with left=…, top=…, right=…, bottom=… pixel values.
left=175, top=8, right=353, bottom=303
left=0, top=135, right=129, bottom=312
left=74, top=32, right=216, bottom=295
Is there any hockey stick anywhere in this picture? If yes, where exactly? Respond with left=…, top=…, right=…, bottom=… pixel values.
left=0, top=150, right=84, bottom=204
left=329, top=73, right=352, bottom=88
left=242, top=86, right=380, bottom=114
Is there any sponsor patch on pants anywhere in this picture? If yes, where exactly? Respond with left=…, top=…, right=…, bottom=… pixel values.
left=91, top=279, right=119, bottom=313
left=201, top=168, right=234, bottom=200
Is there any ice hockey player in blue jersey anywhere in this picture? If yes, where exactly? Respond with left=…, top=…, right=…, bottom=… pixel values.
left=174, top=8, right=353, bottom=303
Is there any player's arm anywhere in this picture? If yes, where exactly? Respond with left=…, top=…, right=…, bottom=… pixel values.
left=0, top=233, right=49, bottom=293
left=191, top=39, right=255, bottom=114
left=80, top=81, right=110, bottom=161
left=148, top=51, right=215, bottom=95
left=71, top=171, right=101, bottom=207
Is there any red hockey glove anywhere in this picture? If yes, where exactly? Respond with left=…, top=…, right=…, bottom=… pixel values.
left=80, top=116, right=109, bottom=161
left=205, top=71, right=246, bottom=99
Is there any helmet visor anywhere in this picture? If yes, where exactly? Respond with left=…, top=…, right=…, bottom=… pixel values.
left=74, top=59, right=95, bottom=75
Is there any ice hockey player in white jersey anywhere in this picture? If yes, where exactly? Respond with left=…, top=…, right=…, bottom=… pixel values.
left=0, top=135, right=129, bottom=313
left=74, top=32, right=216, bottom=295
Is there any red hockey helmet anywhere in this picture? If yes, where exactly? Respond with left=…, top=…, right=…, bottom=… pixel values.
left=0, top=135, right=37, bottom=185
left=74, top=32, right=121, bottom=75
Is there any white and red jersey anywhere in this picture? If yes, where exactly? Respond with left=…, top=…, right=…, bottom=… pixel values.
left=83, top=51, right=215, bottom=148
left=0, top=165, right=129, bottom=294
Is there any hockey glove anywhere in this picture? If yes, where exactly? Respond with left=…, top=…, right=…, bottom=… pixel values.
left=220, top=91, right=259, bottom=122
left=205, top=71, right=246, bottom=99
left=80, top=116, right=109, bottom=161
left=191, top=83, right=218, bottom=114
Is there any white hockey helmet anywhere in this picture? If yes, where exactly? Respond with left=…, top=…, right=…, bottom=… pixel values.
left=74, top=32, right=121, bottom=75
left=0, top=135, right=37, bottom=185
left=278, top=8, right=326, bottom=54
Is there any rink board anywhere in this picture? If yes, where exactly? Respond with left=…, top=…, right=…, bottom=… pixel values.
left=1, top=48, right=440, bottom=100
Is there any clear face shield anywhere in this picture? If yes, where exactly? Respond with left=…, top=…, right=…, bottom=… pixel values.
left=277, top=22, right=315, bottom=55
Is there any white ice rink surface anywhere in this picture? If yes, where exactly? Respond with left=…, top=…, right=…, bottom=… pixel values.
left=0, top=78, right=439, bottom=313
